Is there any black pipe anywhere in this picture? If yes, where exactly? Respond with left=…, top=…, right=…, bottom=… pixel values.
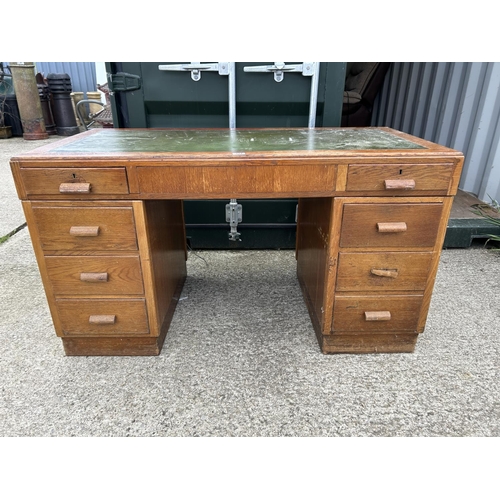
left=37, top=80, right=57, bottom=135
left=185, top=223, right=296, bottom=230
left=4, top=94, right=23, bottom=136
left=46, top=73, right=80, bottom=136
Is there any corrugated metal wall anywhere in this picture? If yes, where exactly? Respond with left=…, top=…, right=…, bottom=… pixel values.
left=35, top=62, right=97, bottom=94
left=372, top=62, right=500, bottom=203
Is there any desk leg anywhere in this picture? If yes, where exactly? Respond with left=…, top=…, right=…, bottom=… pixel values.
left=139, top=200, right=187, bottom=352
left=296, top=197, right=335, bottom=350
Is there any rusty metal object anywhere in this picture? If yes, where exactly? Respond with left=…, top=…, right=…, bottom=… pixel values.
left=46, top=73, right=80, bottom=136
left=9, top=62, right=48, bottom=140
left=36, top=73, right=57, bottom=135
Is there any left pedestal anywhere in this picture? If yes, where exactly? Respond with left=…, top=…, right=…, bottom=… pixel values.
left=23, top=200, right=187, bottom=356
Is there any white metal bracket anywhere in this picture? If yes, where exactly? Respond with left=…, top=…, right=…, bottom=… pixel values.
left=158, top=62, right=236, bottom=129
left=243, top=62, right=320, bottom=128
left=159, top=62, right=230, bottom=81
left=243, top=62, right=314, bottom=82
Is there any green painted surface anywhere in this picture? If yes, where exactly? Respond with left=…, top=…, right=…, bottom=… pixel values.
left=443, top=218, right=500, bottom=248
left=109, top=62, right=345, bottom=129
left=54, top=128, right=425, bottom=154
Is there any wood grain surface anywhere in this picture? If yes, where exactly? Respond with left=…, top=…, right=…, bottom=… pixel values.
left=31, top=203, right=138, bottom=253
left=11, top=128, right=465, bottom=356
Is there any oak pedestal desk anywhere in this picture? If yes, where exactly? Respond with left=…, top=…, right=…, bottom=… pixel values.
left=10, top=128, right=464, bottom=356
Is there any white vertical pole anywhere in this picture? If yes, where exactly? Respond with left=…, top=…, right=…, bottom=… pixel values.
left=228, top=62, right=236, bottom=129
left=308, top=62, right=320, bottom=128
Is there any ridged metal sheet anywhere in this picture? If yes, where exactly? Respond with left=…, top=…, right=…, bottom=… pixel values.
left=372, top=62, right=500, bottom=203
left=35, top=62, right=97, bottom=94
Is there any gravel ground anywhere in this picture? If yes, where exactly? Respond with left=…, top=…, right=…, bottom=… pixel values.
left=1, top=232, right=498, bottom=437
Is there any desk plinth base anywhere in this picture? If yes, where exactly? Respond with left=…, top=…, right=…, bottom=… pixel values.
left=62, top=336, right=164, bottom=356
left=320, top=333, right=418, bottom=354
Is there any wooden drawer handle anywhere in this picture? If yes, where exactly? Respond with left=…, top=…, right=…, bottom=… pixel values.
left=384, top=179, right=416, bottom=190
left=370, top=268, right=399, bottom=278
left=80, top=272, right=108, bottom=282
left=59, top=182, right=91, bottom=194
left=70, top=226, right=100, bottom=237
left=89, top=315, right=116, bottom=325
left=377, top=222, right=407, bottom=233
left=365, top=311, right=391, bottom=321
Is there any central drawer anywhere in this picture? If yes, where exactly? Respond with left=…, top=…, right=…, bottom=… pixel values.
left=31, top=204, right=138, bottom=252
left=136, top=162, right=337, bottom=197
left=340, top=202, right=443, bottom=248
left=45, top=255, right=144, bottom=295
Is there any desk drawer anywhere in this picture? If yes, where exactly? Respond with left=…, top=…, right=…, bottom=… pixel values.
left=31, top=204, right=138, bottom=252
left=56, top=298, right=149, bottom=335
left=20, top=167, right=129, bottom=196
left=340, top=202, right=443, bottom=248
left=45, top=255, right=144, bottom=295
left=332, top=294, right=423, bottom=333
left=336, top=252, right=433, bottom=292
left=346, top=163, right=454, bottom=193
